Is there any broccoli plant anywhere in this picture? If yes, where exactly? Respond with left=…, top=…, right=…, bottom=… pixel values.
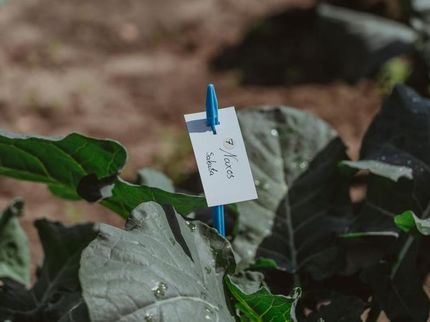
left=0, top=84, right=429, bottom=321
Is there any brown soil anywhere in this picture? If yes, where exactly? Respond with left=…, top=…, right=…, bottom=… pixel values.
left=0, top=0, right=384, bottom=304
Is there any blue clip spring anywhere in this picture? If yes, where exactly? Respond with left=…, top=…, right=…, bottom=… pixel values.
left=205, top=84, right=225, bottom=236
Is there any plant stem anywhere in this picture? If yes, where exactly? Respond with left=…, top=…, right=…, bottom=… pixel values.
left=390, top=235, right=414, bottom=279
left=285, top=196, right=300, bottom=287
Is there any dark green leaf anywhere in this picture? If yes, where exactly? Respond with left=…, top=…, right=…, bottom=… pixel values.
left=361, top=238, right=429, bottom=322
left=349, top=85, right=430, bottom=233
left=331, top=85, right=430, bottom=321
left=305, top=293, right=367, bottom=322
left=395, top=210, right=430, bottom=235
left=234, top=106, right=340, bottom=265
left=0, top=199, right=30, bottom=286
left=344, top=85, right=430, bottom=321
left=0, top=278, right=35, bottom=320
left=212, top=4, right=416, bottom=86
left=0, top=131, right=206, bottom=217
left=0, top=220, right=96, bottom=322
left=351, top=175, right=417, bottom=235
left=317, top=4, right=417, bottom=82
left=411, top=0, right=430, bottom=88
left=225, top=275, right=300, bottom=322
left=256, top=139, right=352, bottom=281
left=80, top=202, right=236, bottom=322
left=363, top=84, right=430, bottom=190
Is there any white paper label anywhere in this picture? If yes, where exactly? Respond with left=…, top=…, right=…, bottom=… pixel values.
left=184, top=107, right=258, bottom=207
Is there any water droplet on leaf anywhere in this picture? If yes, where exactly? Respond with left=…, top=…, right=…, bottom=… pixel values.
left=204, top=307, right=214, bottom=320
left=152, top=282, right=168, bottom=299
left=245, top=249, right=254, bottom=257
left=270, top=129, right=279, bottom=137
left=186, top=221, right=196, bottom=232
left=299, top=160, right=308, bottom=170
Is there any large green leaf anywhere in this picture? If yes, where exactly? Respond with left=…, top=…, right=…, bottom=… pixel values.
left=234, top=106, right=339, bottom=265
left=341, top=85, right=430, bottom=321
left=361, top=238, right=429, bottom=322
left=317, top=4, right=417, bottom=82
left=225, top=276, right=300, bottom=322
left=345, top=85, right=430, bottom=233
left=0, top=278, right=90, bottom=322
left=0, top=219, right=96, bottom=321
left=80, top=202, right=236, bottom=322
left=212, top=4, right=416, bottom=86
left=256, top=139, right=352, bottom=282
left=411, top=0, right=430, bottom=90
left=0, top=131, right=206, bottom=217
left=0, top=199, right=30, bottom=286
left=0, top=278, right=38, bottom=320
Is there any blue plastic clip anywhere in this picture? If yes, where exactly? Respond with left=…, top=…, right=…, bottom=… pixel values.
left=205, top=84, right=225, bottom=236
left=206, top=84, right=220, bottom=134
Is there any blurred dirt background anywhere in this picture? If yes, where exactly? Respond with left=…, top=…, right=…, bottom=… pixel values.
left=0, top=1, right=418, bottom=319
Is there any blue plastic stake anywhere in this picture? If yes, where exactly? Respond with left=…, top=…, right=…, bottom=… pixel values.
left=205, top=84, right=225, bottom=236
